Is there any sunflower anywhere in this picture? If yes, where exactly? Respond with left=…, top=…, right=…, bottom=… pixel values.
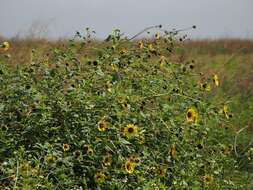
left=97, top=119, right=109, bottom=132
left=83, top=145, right=94, bottom=156
left=155, top=32, right=161, bottom=40
left=124, top=124, right=139, bottom=138
left=122, top=159, right=136, bottom=174
left=222, top=105, right=230, bottom=119
left=62, top=143, right=70, bottom=152
left=186, top=108, right=199, bottom=123
left=102, top=154, right=113, bottom=166
left=129, top=155, right=140, bottom=163
left=200, top=82, right=211, bottom=91
left=1, top=41, right=10, bottom=51
left=138, top=40, right=144, bottom=49
left=111, top=64, right=118, bottom=72
left=213, top=74, right=219, bottom=86
left=159, top=55, right=167, bottom=67
left=94, top=171, right=106, bottom=183
left=156, top=166, right=167, bottom=177
left=203, top=175, right=214, bottom=185
left=45, top=155, right=57, bottom=163
left=148, top=44, right=155, bottom=51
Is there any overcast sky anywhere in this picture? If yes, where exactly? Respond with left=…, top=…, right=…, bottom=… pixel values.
left=1, top=0, right=253, bottom=39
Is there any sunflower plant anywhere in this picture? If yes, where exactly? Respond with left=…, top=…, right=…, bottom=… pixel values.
left=0, top=26, right=251, bottom=190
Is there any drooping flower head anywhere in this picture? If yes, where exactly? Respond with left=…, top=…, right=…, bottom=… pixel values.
left=213, top=74, right=219, bottom=86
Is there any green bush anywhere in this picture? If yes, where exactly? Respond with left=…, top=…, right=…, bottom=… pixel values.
left=0, top=29, right=252, bottom=190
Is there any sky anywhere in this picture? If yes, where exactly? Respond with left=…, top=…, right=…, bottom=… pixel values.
left=1, top=0, right=253, bottom=39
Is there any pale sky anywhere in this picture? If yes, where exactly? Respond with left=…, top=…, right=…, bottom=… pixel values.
left=1, top=0, right=253, bottom=39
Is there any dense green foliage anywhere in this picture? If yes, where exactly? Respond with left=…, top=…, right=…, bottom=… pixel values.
left=0, top=30, right=253, bottom=189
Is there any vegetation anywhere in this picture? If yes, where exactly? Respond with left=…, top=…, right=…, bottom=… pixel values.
left=0, top=27, right=252, bottom=189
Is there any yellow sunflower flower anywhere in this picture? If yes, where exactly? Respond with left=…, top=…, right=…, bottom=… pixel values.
left=122, top=159, right=136, bottom=174
left=222, top=105, right=230, bottom=119
left=186, top=107, right=199, bottom=123
left=102, top=154, right=113, bottom=166
left=45, top=155, right=57, bottom=163
left=124, top=124, right=139, bottom=138
left=97, top=119, right=109, bottom=132
left=129, top=155, right=140, bottom=164
left=111, top=64, right=118, bottom=72
left=62, top=143, right=70, bottom=152
left=138, top=40, right=144, bottom=49
left=1, top=41, right=10, bottom=51
left=148, top=44, right=155, bottom=51
left=186, top=108, right=199, bottom=123
left=213, top=74, right=219, bottom=86
left=155, top=32, right=161, bottom=40
left=83, top=145, right=94, bottom=156
left=159, top=55, right=167, bottom=67
left=200, top=82, right=212, bottom=91
left=203, top=175, right=214, bottom=185
left=94, top=171, right=106, bottom=183
left=156, top=166, right=167, bottom=177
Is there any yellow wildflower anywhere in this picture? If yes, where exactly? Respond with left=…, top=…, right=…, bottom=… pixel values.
left=148, top=44, right=155, bottom=51
left=122, top=159, right=136, bottom=174
left=223, top=105, right=230, bottom=119
left=83, top=145, right=94, bottom=156
left=213, top=74, right=219, bottom=86
left=102, top=154, right=113, bottom=166
left=156, top=166, right=167, bottom=177
left=97, top=119, right=109, bottom=132
left=186, top=108, right=199, bottom=123
left=124, top=124, right=139, bottom=138
left=1, top=41, right=10, bottom=51
left=62, top=143, right=70, bottom=152
left=159, top=55, right=167, bottom=67
left=94, top=171, right=106, bottom=183
left=138, top=40, right=144, bottom=49
left=203, top=175, right=214, bottom=185
left=155, top=32, right=161, bottom=40
left=200, top=82, right=212, bottom=91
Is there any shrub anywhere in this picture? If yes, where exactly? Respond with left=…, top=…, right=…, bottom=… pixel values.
left=0, top=28, right=252, bottom=189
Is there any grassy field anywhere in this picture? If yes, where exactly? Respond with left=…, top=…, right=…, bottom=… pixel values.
left=0, top=34, right=253, bottom=189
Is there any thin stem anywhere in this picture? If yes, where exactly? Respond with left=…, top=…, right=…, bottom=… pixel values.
left=13, top=159, right=19, bottom=189
left=234, top=126, right=252, bottom=158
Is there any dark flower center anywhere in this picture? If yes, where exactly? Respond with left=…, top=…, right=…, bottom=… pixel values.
left=126, top=163, right=131, bottom=170
left=187, top=112, right=193, bottom=118
left=128, top=127, right=134, bottom=133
